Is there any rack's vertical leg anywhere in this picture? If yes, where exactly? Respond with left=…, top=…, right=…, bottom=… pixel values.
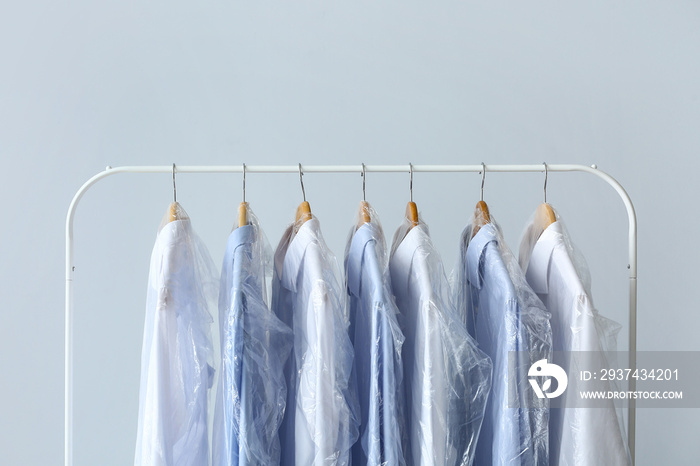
left=628, top=276, right=637, bottom=464
left=65, top=274, right=73, bottom=466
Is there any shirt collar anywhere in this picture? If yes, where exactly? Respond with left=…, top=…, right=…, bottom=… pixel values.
left=231, top=224, right=255, bottom=245
left=281, top=218, right=322, bottom=292
left=157, top=218, right=192, bottom=246
left=156, top=219, right=195, bottom=293
left=465, top=222, right=499, bottom=290
left=223, top=224, right=256, bottom=267
left=525, top=221, right=563, bottom=294
left=389, top=224, right=429, bottom=298
left=347, top=222, right=383, bottom=296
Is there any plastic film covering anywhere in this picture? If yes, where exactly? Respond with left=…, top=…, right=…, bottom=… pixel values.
left=519, top=206, right=630, bottom=466
left=212, top=204, right=294, bottom=466
left=389, top=213, right=493, bottom=466
left=135, top=202, right=219, bottom=466
left=452, top=214, right=552, bottom=466
left=272, top=213, right=360, bottom=466
left=344, top=203, right=409, bottom=465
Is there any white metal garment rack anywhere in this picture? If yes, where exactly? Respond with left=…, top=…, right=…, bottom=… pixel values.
left=65, top=163, right=638, bottom=466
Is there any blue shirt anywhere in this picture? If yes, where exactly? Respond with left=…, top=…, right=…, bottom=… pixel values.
left=345, top=222, right=409, bottom=466
left=454, top=222, right=551, bottom=466
left=212, top=221, right=293, bottom=466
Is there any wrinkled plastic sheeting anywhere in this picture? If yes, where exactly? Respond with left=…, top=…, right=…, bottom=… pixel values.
left=212, top=205, right=294, bottom=465
left=519, top=205, right=624, bottom=362
left=273, top=213, right=360, bottom=466
left=135, top=202, right=218, bottom=466
left=519, top=206, right=630, bottom=466
left=452, top=213, right=552, bottom=465
left=389, top=212, right=493, bottom=466
left=344, top=202, right=410, bottom=465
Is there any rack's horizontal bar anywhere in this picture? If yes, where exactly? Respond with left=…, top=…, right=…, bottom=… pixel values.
left=103, top=163, right=598, bottom=174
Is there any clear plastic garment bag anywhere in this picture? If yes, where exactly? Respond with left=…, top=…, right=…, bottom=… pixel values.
left=272, top=214, right=360, bottom=466
left=519, top=207, right=631, bottom=466
left=212, top=206, right=293, bottom=466
left=389, top=213, right=493, bottom=466
left=135, top=203, right=218, bottom=466
left=452, top=214, right=552, bottom=466
left=344, top=203, right=409, bottom=465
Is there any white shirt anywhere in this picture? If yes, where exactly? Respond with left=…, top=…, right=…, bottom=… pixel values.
left=389, top=221, right=492, bottom=466
left=273, top=217, right=359, bottom=466
left=520, top=220, right=630, bottom=466
left=135, top=215, right=217, bottom=466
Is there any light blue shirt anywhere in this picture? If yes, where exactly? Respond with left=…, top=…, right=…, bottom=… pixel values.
left=345, top=222, right=409, bottom=466
left=389, top=221, right=492, bottom=466
left=454, top=222, right=551, bottom=466
left=272, top=217, right=360, bottom=466
left=212, top=222, right=293, bottom=466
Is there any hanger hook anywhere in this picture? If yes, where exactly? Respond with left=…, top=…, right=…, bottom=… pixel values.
left=242, top=163, right=246, bottom=203
left=409, top=163, right=414, bottom=202
left=543, top=162, right=548, bottom=203
left=480, top=162, right=486, bottom=202
left=298, top=163, right=306, bottom=202
left=172, top=163, right=177, bottom=203
left=361, top=163, right=366, bottom=201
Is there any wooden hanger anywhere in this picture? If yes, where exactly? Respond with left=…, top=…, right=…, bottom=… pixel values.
left=168, top=202, right=179, bottom=222
left=472, top=200, right=491, bottom=237
left=238, top=202, right=248, bottom=227
left=295, top=200, right=312, bottom=225
left=533, top=202, right=556, bottom=234
left=533, top=163, right=557, bottom=235
left=358, top=201, right=371, bottom=228
left=406, top=201, right=419, bottom=227
left=294, top=164, right=312, bottom=230
left=472, top=163, right=491, bottom=237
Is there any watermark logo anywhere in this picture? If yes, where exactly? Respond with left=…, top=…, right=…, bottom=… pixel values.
left=528, top=359, right=568, bottom=399
left=510, top=351, right=694, bottom=408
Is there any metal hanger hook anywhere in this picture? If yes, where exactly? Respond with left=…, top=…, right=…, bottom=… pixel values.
left=172, top=163, right=177, bottom=203
left=361, top=163, right=366, bottom=201
left=298, top=163, right=306, bottom=202
left=409, top=163, right=414, bottom=202
left=480, top=162, right=486, bottom=202
left=242, top=163, right=246, bottom=203
left=543, top=162, right=548, bottom=203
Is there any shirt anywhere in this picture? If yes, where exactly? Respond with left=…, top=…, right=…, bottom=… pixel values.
left=520, top=219, right=630, bottom=466
left=272, top=217, right=360, bottom=466
left=345, top=221, right=408, bottom=466
left=389, top=220, right=492, bottom=466
left=212, top=217, right=294, bottom=466
left=454, top=222, right=551, bottom=466
left=135, top=211, right=217, bottom=466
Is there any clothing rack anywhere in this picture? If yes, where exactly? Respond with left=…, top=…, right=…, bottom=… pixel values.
left=64, top=163, right=638, bottom=466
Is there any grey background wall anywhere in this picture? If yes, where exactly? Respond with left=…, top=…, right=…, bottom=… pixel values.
left=1, top=1, right=698, bottom=465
